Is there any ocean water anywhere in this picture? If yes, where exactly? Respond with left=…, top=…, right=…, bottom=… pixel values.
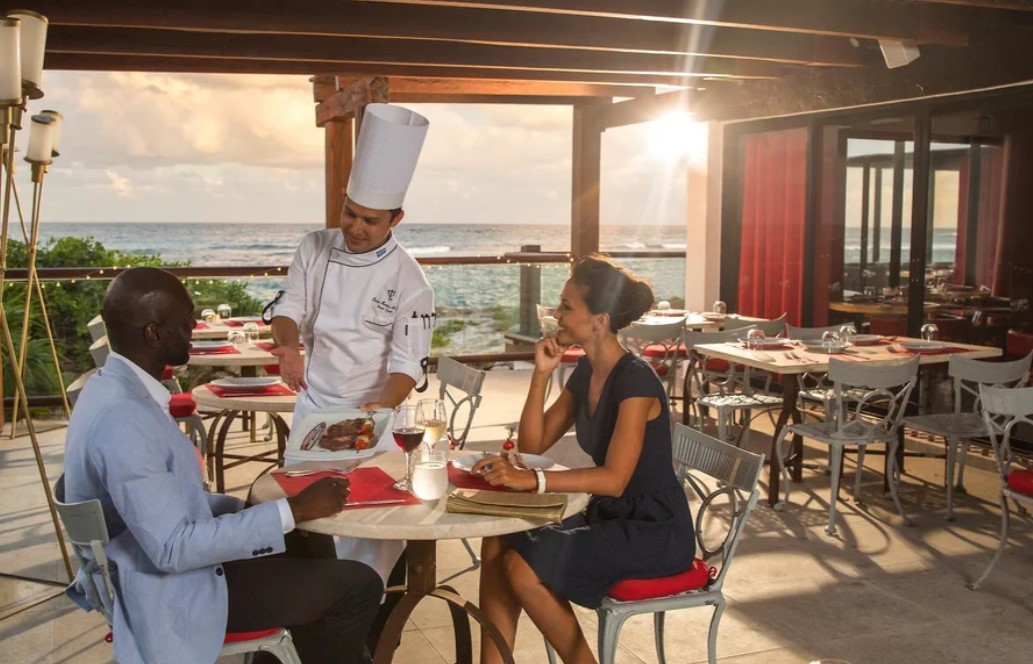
left=36, top=222, right=688, bottom=352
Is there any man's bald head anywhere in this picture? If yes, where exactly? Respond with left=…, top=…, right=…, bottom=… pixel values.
left=102, top=267, right=194, bottom=363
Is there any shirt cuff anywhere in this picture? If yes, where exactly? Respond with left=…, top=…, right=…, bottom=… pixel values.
left=275, top=498, right=296, bottom=534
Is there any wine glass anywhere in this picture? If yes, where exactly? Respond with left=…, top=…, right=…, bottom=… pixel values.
left=821, top=330, right=841, bottom=352
left=418, top=398, right=448, bottom=449
left=242, top=322, right=260, bottom=343
left=217, top=303, right=232, bottom=321
left=745, top=328, right=766, bottom=350
left=838, top=323, right=857, bottom=346
left=201, top=308, right=217, bottom=324
left=921, top=323, right=939, bottom=342
left=712, top=300, right=727, bottom=316
left=392, top=404, right=425, bottom=492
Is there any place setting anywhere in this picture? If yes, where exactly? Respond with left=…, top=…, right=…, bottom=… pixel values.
left=190, top=340, right=241, bottom=355
left=205, top=376, right=295, bottom=398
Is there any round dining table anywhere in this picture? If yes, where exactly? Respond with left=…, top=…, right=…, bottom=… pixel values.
left=250, top=451, right=590, bottom=664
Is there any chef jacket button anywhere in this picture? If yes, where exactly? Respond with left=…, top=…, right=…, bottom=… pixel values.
left=252, top=550, right=260, bottom=556
left=215, top=567, right=224, bottom=577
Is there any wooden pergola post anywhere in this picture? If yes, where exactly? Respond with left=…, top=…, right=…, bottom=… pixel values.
left=571, top=102, right=603, bottom=258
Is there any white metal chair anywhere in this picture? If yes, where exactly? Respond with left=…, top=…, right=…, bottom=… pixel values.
left=967, top=385, right=1033, bottom=590
left=903, top=353, right=1031, bottom=520
left=88, top=335, right=110, bottom=368
left=785, top=324, right=853, bottom=418
left=684, top=326, right=782, bottom=443
left=53, top=475, right=301, bottom=663
left=620, top=317, right=688, bottom=404
left=544, top=424, right=764, bottom=664
left=66, top=369, right=99, bottom=408
left=775, top=356, right=920, bottom=535
left=436, top=356, right=488, bottom=576
left=751, top=313, right=788, bottom=338
left=87, top=314, right=107, bottom=343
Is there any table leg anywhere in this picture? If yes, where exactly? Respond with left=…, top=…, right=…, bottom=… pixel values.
left=768, top=375, right=804, bottom=505
left=214, top=409, right=241, bottom=493
left=373, top=540, right=515, bottom=664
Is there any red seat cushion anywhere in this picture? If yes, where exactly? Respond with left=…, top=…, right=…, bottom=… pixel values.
left=169, top=393, right=197, bottom=418
left=161, top=366, right=175, bottom=381
left=561, top=346, right=586, bottom=363
left=607, top=558, right=712, bottom=602
left=1006, top=469, right=1033, bottom=497
left=643, top=343, right=688, bottom=359
left=224, top=627, right=281, bottom=644
left=704, top=358, right=730, bottom=373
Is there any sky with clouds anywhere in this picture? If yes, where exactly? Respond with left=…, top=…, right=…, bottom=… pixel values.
left=22, top=71, right=688, bottom=225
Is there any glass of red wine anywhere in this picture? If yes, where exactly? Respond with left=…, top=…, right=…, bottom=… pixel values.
left=392, top=403, right=426, bottom=491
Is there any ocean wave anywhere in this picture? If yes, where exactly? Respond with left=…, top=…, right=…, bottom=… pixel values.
left=662, top=243, right=687, bottom=250
left=623, top=241, right=647, bottom=249
left=407, top=245, right=451, bottom=256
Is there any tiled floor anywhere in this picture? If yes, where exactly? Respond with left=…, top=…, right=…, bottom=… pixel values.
left=1, top=367, right=1031, bottom=663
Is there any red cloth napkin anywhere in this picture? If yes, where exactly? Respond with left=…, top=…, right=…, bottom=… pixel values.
left=195, top=321, right=210, bottom=330
left=271, top=468, right=421, bottom=509
left=190, top=346, right=241, bottom=356
left=448, top=462, right=508, bottom=492
left=206, top=384, right=295, bottom=398
left=254, top=341, right=304, bottom=352
left=888, top=346, right=964, bottom=356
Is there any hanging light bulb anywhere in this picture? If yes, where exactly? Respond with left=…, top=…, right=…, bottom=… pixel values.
left=40, top=109, right=62, bottom=156
left=5, top=9, right=48, bottom=99
left=0, top=17, right=21, bottom=104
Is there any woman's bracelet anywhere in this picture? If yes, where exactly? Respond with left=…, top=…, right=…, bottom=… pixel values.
left=534, top=468, right=547, bottom=494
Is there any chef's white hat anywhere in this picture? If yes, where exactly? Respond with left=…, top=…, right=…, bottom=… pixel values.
left=346, top=103, right=429, bottom=210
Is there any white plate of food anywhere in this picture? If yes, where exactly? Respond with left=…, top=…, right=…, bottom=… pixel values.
left=191, top=340, right=234, bottom=350
left=285, top=409, right=389, bottom=461
left=850, top=334, right=885, bottom=346
left=452, top=453, right=555, bottom=473
left=897, top=340, right=950, bottom=352
left=210, top=376, right=281, bottom=389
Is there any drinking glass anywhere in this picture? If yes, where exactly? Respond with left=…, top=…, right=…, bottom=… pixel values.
left=656, top=300, right=671, bottom=311
left=821, top=330, right=841, bottom=351
left=745, top=328, right=766, bottom=350
left=201, top=308, right=217, bottom=324
left=863, top=286, right=876, bottom=298
left=921, top=323, right=940, bottom=342
left=411, top=451, right=448, bottom=501
left=536, top=304, right=558, bottom=337
left=392, top=404, right=426, bottom=492
left=712, top=300, right=727, bottom=316
left=228, top=330, right=247, bottom=351
left=418, top=398, right=448, bottom=449
left=217, top=303, right=232, bottom=321
left=838, top=323, right=857, bottom=346
left=242, top=322, right=260, bottom=343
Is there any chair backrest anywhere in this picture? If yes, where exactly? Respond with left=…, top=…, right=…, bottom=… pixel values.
left=786, top=323, right=841, bottom=341
left=66, top=369, right=99, bottom=408
left=89, top=336, right=110, bottom=368
left=828, top=356, right=920, bottom=438
left=620, top=318, right=687, bottom=366
left=979, top=385, right=1033, bottom=481
left=53, top=475, right=116, bottom=626
left=948, top=353, right=1032, bottom=415
left=87, top=315, right=107, bottom=343
left=672, top=424, right=764, bottom=590
left=683, top=326, right=759, bottom=395
left=436, top=356, right=487, bottom=449
left=751, top=313, right=788, bottom=338
left=720, top=316, right=756, bottom=332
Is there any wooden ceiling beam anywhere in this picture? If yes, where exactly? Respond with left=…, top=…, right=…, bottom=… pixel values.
left=597, top=91, right=694, bottom=129
left=43, top=53, right=726, bottom=87
left=906, top=0, right=1033, bottom=11
left=316, top=77, right=389, bottom=126
left=376, top=78, right=651, bottom=98
left=377, top=0, right=971, bottom=44
left=30, top=0, right=868, bottom=66
left=45, top=26, right=785, bottom=79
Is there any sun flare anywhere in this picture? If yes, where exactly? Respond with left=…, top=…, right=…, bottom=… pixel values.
left=647, top=112, right=706, bottom=164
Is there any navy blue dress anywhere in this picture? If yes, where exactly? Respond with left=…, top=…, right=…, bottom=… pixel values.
left=506, top=353, right=697, bottom=608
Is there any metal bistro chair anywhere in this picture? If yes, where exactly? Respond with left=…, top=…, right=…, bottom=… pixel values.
left=436, top=356, right=488, bottom=576
left=620, top=317, right=688, bottom=406
left=785, top=323, right=853, bottom=419
left=684, top=327, right=782, bottom=444
left=544, top=425, right=764, bottom=664
left=775, top=356, right=920, bottom=536
left=903, top=353, right=1032, bottom=520
left=87, top=314, right=107, bottom=343
left=967, top=385, right=1033, bottom=590
left=53, top=475, right=301, bottom=663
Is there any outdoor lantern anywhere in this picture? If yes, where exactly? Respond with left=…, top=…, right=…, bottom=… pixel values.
left=40, top=109, right=62, bottom=156
left=0, top=17, right=21, bottom=104
left=25, top=113, right=55, bottom=164
left=5, top=9, right=48, bottom=99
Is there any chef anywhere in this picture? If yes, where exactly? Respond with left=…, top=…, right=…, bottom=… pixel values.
left=267, top=103, right=434, bottom=581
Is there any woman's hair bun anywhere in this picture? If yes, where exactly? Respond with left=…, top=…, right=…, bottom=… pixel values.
left=569, top=253, right=654, bottom=332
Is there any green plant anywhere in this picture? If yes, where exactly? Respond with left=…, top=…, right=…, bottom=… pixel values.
left=431, top=318, right=469, bottom=349
left=489, top=305, right=517, bottom=333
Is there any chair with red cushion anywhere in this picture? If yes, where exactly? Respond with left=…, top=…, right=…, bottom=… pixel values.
left=1006, top=330, right=1033, bottom=375
left=968, top=385, right=1033, bottom=590
left=53, top=475, right=302, bottom=663
left=544, top=425, right=764, bottom=664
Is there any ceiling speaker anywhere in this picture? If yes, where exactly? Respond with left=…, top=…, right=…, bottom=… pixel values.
left=879, top=40, right=920, bottom=69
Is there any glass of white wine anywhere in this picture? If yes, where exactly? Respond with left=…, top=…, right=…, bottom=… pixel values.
left=419, top=399, right=448, bottom=450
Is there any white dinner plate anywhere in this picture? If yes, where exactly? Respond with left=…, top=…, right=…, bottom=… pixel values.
left=898, top=340, right=950, bottom=352
left=284, top=409, right=390, bottom=462
left=452, top=453, right=555, bottom=472
left=210, top=376, right=281, bottom=388
left=191, top=340, right=233, bottom=349
left=850, top=334, right=885, bottom=345
left=801, top=342, right=852, bottom=354
left=740, top=339, right=793, bottom=350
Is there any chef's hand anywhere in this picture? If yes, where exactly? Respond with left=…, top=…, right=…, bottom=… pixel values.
left=270, top=346, right=306, bottom=391
left=533, top=336, right=564, bottom=375
left=360, top=401, right=383, bottom=412
left=471, top=455, right=537, bottom=492
left=287, top=476, right=350, bottom=522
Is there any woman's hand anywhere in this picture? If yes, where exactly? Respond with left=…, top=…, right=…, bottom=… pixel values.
left=533, top=336, right=565, bottom=375
left=471, top=455, right=538, bottom=492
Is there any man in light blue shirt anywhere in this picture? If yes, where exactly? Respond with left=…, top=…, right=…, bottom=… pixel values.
left=63, top=267, right=381, bottom=664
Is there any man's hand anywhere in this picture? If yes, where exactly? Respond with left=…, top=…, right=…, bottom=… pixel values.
left=270, top=346, right=306, bottom=391
left=286, top=476, right=350, bottom=522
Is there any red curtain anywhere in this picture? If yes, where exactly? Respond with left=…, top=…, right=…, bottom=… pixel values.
left=954, top=146, right=1004, bottom=291
left=737, top=128, right=808, bottom=324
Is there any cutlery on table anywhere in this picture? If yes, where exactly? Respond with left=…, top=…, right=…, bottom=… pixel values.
left=274, top=465, right=357, bottom=477
left=346, top=498, right=409, bottom=507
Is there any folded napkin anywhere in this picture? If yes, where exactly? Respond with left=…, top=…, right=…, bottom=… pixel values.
left=447, top=462, right=507, bottom=492
left=206, top=384, right=295, bottom=398
left=446, top=489, right=567, bottom=524
left=222, top=320, right=246, bottom=327
left=195, top=321, right=210, bottom=330
left=190, top=346, right=241, bottom=356
left=272, top=467, right=421, bottom=509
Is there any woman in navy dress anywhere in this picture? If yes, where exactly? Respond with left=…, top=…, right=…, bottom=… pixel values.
left=473, top=254, right=696, bottom=664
